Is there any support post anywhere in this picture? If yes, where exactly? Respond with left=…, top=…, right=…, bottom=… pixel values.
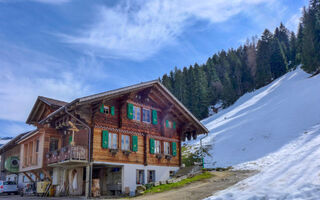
left=144, top=133, right=148, bottom=166
left=85, top=164, right=90, bottom=198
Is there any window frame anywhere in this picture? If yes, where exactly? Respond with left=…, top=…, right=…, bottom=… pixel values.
left=35, top=139, right=39, bottom=153
left=108, top=133, right=118, bottom=149
left=103, top=105, right=110, bottom=114
left=164, top=141, right=170, bottom=155
left=142, top=108, right=151, bottom=123
left=136, top=169, right=145, bottom=185
left=49, top=138, right=59, bottom=152
left=133, top=106, right=141, bottom=121
left=147, top=170, right=156, bottom=183
left=155, top=140, right=161, bottom=154
left=121, top=135, right=131, bottom=151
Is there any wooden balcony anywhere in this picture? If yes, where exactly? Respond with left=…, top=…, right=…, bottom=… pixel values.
left=46, top=145, right=88, bottom=166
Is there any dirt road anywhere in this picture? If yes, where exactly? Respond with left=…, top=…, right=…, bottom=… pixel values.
left=130, top=170, right=257, bottom=200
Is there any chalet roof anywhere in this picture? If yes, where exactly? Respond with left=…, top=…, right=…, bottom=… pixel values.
left=0, top=131, right=31, bottom=154
left=38, top=96, right=67, bottom=107
left=16, top=129, right=39, bottom=144
left=26, top=96, right=68, bottom=125
left=39, top=80, right=209, bottom=134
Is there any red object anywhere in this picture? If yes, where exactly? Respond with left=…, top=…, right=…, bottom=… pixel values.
left=0, top=185, right=3, bottom=189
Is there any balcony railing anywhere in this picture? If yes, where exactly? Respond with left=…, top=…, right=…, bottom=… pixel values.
left=46, top=145, right=88, bottom=165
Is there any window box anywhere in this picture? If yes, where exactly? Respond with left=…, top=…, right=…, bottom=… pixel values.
left=122, top=150, right=132, bottom=156
left=109, top=149, right=119, bottom=155
left=155, top=154, right=163, bottom=159
left=165, top=155, right=172, bottom=160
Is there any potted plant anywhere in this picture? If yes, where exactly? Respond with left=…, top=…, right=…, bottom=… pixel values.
left=155, top=154, right=162, bottom=159
left=110, top=148, right=118, bottom=155
left=122, top=150, right=131, bottom=156
left=165, top=155, right=172, bottom=160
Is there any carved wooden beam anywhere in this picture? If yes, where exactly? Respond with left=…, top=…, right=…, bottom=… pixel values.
left=68, top=121, right=79, bottom=132
left=36, top=104, right=46, bottom=122
left=149, top=91, right=167, bottom=108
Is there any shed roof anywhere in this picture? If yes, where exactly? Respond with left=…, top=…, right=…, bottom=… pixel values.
left=0, top=131, right=31, bottom=154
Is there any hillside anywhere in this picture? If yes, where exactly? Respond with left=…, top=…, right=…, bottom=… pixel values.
left=184, top=67, right=320, bottom=199
left=189, top=67, right=320, bottom=168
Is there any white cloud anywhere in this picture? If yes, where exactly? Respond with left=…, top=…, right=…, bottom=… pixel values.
left=29, top=0, right=70, bottom=3
left=63, top=0, right=275, bottom=61
left=0, top=42, right=91, bottom=122
left=285, top=10, right=302, bottom=33
left=0, top=0, right=71, bottom=4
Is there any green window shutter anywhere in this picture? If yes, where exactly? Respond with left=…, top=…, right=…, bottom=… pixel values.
left=100, top=104, right=104, bottom=113
left=127, top=103, right=133, bottom=119
left=152, top=110, right=158, bottom=125
left=166, top=120, right=169, bottom=128
left=173, top=121, right=176, bottom=129
left=132, top=135, right=138, bottom=152
left=111, top=106, right=115, bottom=116
left=102, top=130, right=109, bottom=149
left=149, top=138, right=155, bottom=154
left=172, top=142, right=177, bottom=156
left=69, top=135, right=73, bottom=144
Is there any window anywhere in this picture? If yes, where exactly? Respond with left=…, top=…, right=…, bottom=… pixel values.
left=35, top=139, right=39, bottom=152
left=103, top=105, right=110, bottom=114
left=166, top=120, right=176, bottom=129
left=121, top=135, right=130, bottom=151
left=142, top=108, right=151, bottom=123
left=136, top=170, right=145, bottom=184
left=108, top=133, right=118, bottom=149
left=133, top=106, right=141, bottom=121
left=147, top=170, right=155, bottom=183
left=164, top=142, right=170, bottom=155
left=100, top=104, right=115, bottom=116
left=49, top=138, right=59, bottom=152
left=155, top=140, right=161, bottom=154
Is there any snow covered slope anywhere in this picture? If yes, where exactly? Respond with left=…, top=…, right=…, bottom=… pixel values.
left=192, top=67, right=320, bottom=199
left=195, top=67, right=320, bottom=168
left=207, top=124, right=320, bottom=199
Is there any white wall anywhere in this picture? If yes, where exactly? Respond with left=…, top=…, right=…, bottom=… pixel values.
left=93, top=161, right=179, bottom=194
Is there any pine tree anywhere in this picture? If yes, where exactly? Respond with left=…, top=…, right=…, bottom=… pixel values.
left=289, top=31, right=297, bottom=68
left=270, top=37, right=287, bottom=79
left=162, top=74, right=173, bottom=92
left=296, top=23, right=304, bottom=64
left=301, top=4, right=320, bottom=73
left=255, top=29, right=273, bottom=88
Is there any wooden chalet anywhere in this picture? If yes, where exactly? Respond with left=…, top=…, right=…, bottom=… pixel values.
left=19, top=80, right=208, bottom=197
left=15, top=97, right=67, bottom=184
left=0, top=132, right=28, bottom=183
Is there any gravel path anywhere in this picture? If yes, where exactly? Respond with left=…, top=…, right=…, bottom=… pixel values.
left=129, top=170, right=257, bottom=200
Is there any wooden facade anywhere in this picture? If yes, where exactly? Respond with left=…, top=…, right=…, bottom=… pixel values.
left=15, top=80, right=208, bottom=197
left=91, top=93, right=181, bottom=167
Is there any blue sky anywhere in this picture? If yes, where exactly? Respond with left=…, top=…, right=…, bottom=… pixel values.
left=0, top=0, right=308, bottom=137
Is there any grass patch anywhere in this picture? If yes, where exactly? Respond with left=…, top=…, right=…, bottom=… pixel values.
left=143, top=172, right=213, bottom=194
